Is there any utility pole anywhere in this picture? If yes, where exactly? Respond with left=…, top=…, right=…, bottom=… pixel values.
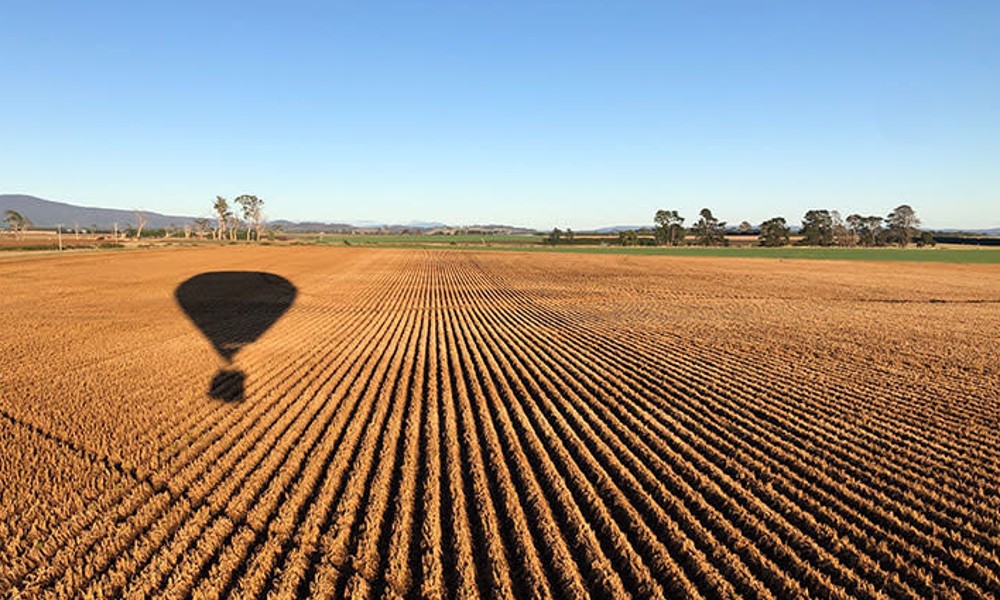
left=57, top=224, right=63, bottom=251
left=114, top=222, right=119, bottom=242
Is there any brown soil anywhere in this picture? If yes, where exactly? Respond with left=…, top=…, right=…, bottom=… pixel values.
left=1, top=246, right=998, bottom=598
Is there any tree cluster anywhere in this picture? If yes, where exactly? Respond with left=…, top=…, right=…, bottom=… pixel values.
left=650, top=204, right=925, bottom=248
left=212, top=195, right=266, bottom=241
left=798, top=206, right=923, bottom=247
left=759, top=217, right=790, bottom=247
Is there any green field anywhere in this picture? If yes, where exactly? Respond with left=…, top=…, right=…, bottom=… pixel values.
left=527, top=245, right=1000, bottom=264
left=4, top=232, right=998, bottom=263
left=316, top=237, right=1000, bottom=264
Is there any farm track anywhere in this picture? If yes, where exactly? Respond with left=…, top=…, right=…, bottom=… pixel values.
left=1, top=246, right=998, bottom=598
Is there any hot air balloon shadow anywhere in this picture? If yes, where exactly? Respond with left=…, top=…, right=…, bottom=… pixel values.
left=175, top=272, right=297, bottom=401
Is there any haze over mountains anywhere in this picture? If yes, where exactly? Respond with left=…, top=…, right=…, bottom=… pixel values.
left=2, top=194, right=998, bottom=236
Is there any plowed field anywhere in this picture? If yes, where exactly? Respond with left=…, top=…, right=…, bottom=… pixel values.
left=1, top=247, right=998, bottom=598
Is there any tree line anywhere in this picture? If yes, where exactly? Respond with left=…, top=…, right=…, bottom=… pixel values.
left=0, top=200, right=936, bottom=250
left=610, top=204, right=927, bottom=248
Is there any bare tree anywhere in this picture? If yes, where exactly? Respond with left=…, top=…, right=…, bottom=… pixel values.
left=134, top=211, right=148, bottom=240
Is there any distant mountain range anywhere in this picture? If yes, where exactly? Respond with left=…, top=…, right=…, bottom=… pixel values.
left=2, top=194, right=997, bottom=236
left=0, top=195, right=197, bottom=229
left=0, top=195, right=535, bottom=233
left=269, top=219, right=455, bottom=233
left=590, top=225, right=652, bottom=234
left=348, top=219, right=449, bottom=229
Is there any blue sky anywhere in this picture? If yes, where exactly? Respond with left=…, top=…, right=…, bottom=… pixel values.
left=2, top=1, right=998, bottom=229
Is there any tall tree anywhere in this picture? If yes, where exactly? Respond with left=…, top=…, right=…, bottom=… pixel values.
left=654, top=209, right=685, bottom=246
left=547, top=227, right=563, bottom=245
left=758, top=217, right=790, bottom=247
left=886, top=204, right=920, bottom=247
left=800, top=210, right=834, bottom=246
left=3, top=210, right=30, bottom=240
left=235, top=194, right=264, bottom=241
left=133, top=211, right=148, bottom=240
left=213, top=196, right=231, bottom=240
left=692, top=208, right=726, bottom=246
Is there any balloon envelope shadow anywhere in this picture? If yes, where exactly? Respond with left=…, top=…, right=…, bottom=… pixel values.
left=175, top=272, right=297, bottom=401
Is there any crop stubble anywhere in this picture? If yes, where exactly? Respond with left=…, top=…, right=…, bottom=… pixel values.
left=1, top=247, right=998, bottom=598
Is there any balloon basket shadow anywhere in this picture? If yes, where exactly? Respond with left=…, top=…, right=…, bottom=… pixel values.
left=209, top=369, right=245, bottom=402
left=176, top=271, right=297, bottom=404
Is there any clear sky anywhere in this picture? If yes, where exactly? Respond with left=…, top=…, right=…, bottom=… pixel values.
left=2, top=1, right=998, bottom=230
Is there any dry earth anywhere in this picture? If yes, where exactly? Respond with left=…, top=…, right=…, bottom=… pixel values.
left=1, top=246, right=998, bottom=598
